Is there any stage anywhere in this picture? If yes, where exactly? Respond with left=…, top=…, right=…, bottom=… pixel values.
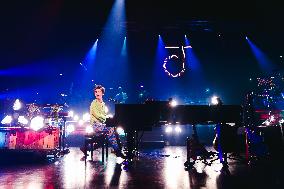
left=0, top=146, right=283, bottom=189
left=1, top=0, right=284, bottom=188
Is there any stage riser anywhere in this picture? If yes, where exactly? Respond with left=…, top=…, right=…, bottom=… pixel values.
left=0, top=129, right=59, bottom=150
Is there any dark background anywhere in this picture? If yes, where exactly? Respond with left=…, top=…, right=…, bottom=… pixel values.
left=0, top=0, right=283, bottom=111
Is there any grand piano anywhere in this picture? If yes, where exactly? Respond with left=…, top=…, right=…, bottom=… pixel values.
left=106, top=101, right=243, bottom=160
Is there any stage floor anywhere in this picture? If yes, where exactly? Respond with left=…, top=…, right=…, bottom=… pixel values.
left=0, top=146, right=283, bottom=189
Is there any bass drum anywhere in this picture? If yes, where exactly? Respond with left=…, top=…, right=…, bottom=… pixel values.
left=246, top=126, right=283, bottom=158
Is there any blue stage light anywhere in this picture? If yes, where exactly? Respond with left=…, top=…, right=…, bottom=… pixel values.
left=246, top=37, right=274, bottom=72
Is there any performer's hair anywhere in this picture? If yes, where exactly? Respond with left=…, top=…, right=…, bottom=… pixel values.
left=94, top=85, right=105, bottom=94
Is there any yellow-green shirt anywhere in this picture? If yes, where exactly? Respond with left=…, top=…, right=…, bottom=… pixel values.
left=90, top=99, right=106, bottom=125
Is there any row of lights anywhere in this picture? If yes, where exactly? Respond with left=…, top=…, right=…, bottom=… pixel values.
left=1, top=99, right=69, bottom=131
left=1, top=114, right=47, bottom=131
left=169, top=96, right=222, bottom=107
left=165, top=125, right=182, bottom=134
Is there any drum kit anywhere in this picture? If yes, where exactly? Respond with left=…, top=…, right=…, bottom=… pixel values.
left=27, top=103, right=69, bottom=124
left=245, top=73, right=284, bottom=162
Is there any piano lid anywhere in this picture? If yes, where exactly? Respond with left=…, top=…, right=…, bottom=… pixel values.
left=112, top=103, right=242, bottom=129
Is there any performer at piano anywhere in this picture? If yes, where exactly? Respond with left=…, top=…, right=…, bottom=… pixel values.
left=80, top=85, right=124, bottom=160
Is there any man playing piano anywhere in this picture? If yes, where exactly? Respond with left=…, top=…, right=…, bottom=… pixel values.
left=80, top=85, right=124, bottom=160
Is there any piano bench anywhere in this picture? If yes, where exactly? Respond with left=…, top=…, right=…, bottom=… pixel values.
left=84, top=132, right=109, bottom=164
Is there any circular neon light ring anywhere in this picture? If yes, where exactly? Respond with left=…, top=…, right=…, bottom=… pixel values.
left=163, top=46, right=186, bottom=78
left=163, top=54, right=185, bottom=78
